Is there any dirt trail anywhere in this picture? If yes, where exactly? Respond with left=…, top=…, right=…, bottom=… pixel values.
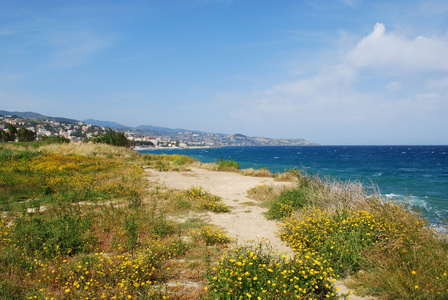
left=148, top=167, right=293, bottom=254
left=147, top=167, right=374, bottom=300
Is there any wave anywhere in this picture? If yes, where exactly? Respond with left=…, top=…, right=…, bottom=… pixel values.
left=384, top=193, right=447, bottom=225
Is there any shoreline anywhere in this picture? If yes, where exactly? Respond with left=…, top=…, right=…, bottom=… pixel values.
left=137, top=145, right=448, bottom=227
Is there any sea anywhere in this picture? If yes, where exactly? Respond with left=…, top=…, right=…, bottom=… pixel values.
left=138, top=145, right=448, bottom=226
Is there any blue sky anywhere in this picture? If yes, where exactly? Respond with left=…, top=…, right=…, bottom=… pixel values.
left=1, top=0, right=447, bottom=145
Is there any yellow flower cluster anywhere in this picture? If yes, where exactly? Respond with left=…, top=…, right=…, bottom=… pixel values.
left=0, top=218, right=11, bottom=247
left=278, top=204, right=448, bottom=298
left=280, top=207, right=392, bottom=274
left=190, top=225, right=233, bottom=245
left=174, top=186, right=230, bottom=213
left=209, top=241, right=339, bottom=299
left=1, top=151, right=145, bottom=206
left=42, top=247, right=168, bottom=299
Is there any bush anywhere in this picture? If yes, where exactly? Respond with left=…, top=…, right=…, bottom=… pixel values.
left=190, top=225, right=232, bottom=245
left=12, top=211, right=95, bottom=257
left=208, top=240, right=338, bottom=299
left=174, top=187, right=230, bottom=213
left=92, top=128, right=131, bottom=147
left=17, top=128, right=36, bottom=142
left=265, top=187, right=308, bottom=220
left=280, top=202, right=448, bottom=299
left=216, top=157, right=240, bottom=171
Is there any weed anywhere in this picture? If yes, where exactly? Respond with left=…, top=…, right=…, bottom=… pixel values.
left=208, top=240, right=339, bottom=299
left=190, top=225, right=233, bottom=246
left=124, top=213, right=139, bottom=251
left=174, top=187, right=230, bottom=213
left=247, top=184, right=283, bottom=204
left=215, top=157, right=240, bottom=171
left=265, top=187, right=308, bottom=220
left=12, top=210, right=95, bottom=257
left=279, top=202, right=448, bottom=299
left=241, top=167, right=273, bottom=177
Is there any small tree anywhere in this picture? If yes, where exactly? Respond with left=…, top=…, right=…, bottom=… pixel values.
left=93, top=128, right=131, bottom=147
left=18, top=128, right=36, bottom=142
left=1, top=123, right=18, bottom=142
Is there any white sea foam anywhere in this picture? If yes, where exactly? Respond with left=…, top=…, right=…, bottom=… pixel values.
left=383, top=193, right=447, bottom=227
left=385, top=193, right=402, bottom=199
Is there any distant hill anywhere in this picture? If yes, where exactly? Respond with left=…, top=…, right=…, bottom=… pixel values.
left=134, top=124, right=211, bottom=136
left=84, top=119, right=130, bottom=130
left=0, top=110, right=79, bottom=124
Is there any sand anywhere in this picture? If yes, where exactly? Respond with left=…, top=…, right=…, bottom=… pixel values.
left=146, top=166, right=374, bottom=300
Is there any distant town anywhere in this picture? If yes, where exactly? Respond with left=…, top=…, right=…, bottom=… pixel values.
left=0, top=111, right=316, bottom=148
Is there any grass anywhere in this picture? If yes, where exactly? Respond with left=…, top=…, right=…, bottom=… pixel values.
left=240, top=167, right=273, bottom=177
left=265, top=187, right=308, bottom=220
left=172, top=186, right=231, bottom=213
left=214, top=157, right=240, bottom=171
left=0, top=143, right=233, bottom=299
left=273, top=173, right=448, bottom=299
left=243, top=162, right=448, bottom=299
left=246, top=184, right=285, bottom=203
left=1, top=143, right=446, bottom=299
left=208, top=239, right=340, bottom=299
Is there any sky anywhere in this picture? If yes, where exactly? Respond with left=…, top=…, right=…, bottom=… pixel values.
left=1, top=0, right=447, bottom=145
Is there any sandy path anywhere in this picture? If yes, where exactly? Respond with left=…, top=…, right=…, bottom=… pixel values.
left=147, top=167, right=373, bottom=300
left=147, top=167, right=293, bottom=254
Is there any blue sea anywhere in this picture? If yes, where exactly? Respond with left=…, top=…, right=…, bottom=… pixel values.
left=138, top=145, right=448, bottom=226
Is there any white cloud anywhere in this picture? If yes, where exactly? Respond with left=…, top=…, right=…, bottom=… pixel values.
left=0, top=18, right=113, bottom=69
left=347, top=23, right=448, bottom=72
left=214, top=23, right=448, bottom=144
left=48, top=30, right=113, bottom=68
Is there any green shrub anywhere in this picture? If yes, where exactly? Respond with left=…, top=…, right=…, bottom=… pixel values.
left=265, top=187, right=308, bottom=220
left=174, top=187, right=230, bottom=213
left=216, top=157, right=240, bottom=171
left=208, top=240, right=338, bottom=299
left=124, top=213, right=139, bottom=251
left=152, top=215, right=176, bottom=237
left=12, top=211, right=95, bottom=257
left=172, top=155, right=194, bottom=165
left=92, top=128, right=131, bottom=147
left=190, top=225, right=232, bottom=245
left=280, top=202, right=448, bottom=298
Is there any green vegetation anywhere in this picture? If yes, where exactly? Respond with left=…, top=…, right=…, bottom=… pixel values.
left=265, top=187, right=308, bottom=220
left=92, top=128, right=131, bottom=147
left=142, top=153, right=195, bottom=171
left=1, top=144, right=446, bottom=299
left=17, top=127, right=36, bottom=142
left=209, top=240, right=339, bottom=299
left=173, top=187, right=230, bottom=213
left=0, top=143, right=231, bottom=299
left=215, top=157, right=240, bottom=171
left=37, top=135, right=71, bottom=145
left=190, top=225, right=233, bottom=245
left=1, top=123, right=18, bottom=142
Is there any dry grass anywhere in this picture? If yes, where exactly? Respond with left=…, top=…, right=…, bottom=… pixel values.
left=274, top=172, right=298, bottom=181
left=0, top=143, right=230, bottom=300
left=246, top=184, right=287, bottom=204
left=240, top=167, right=273, bottom=177
left=303, top=174, right=383, bottom=213
left=38, top=142, right=139, bottom=159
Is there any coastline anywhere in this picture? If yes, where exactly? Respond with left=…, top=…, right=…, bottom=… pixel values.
left=137, top=145, right=448, bottom=226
